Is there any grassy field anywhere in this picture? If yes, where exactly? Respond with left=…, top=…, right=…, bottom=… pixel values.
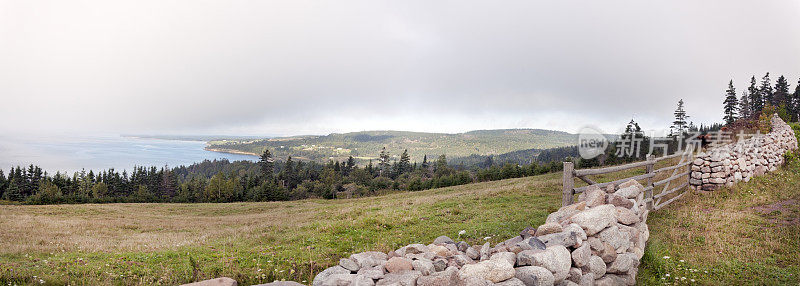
left=1, top=156, right=799, bottom=285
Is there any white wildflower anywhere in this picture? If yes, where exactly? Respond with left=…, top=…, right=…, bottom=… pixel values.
left=663, top=256, right=670, bottom=259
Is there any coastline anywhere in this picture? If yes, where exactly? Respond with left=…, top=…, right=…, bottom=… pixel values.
left=204, top=147, right=259, bottom=157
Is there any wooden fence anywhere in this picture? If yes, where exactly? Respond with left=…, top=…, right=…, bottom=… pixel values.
left=562, top=151, right=693, bottom=210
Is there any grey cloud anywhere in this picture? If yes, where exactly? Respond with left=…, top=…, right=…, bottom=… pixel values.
left=1, top=0, right=799, bottom=136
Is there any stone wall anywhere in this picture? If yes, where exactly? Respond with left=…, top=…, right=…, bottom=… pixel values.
left=689, top=114, right=798, bottom=191
left=311, top=179, right=650, bottom=286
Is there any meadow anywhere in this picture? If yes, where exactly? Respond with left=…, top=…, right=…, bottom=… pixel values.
left=1, top=155, right=799, bottom=285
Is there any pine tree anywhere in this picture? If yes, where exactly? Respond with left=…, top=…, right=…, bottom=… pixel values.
left=670, top=99, right=690, bottom=137
left=738, top=91, right=751, bottom=119
left=748, top=76, right=762, bottom=114
left=723, top=80, right=738, bottom=124
left=760, top=72, right=774, bottom=106
left=259, top=149, right=274, bottom=181
left=421, top=155, right=429, bottom=169
left=774, top=75, right=790, bottom=107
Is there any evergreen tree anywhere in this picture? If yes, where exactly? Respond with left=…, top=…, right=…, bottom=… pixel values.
left=748, top=76, right=762, bottom=114
left=774, top=75, right=790, bottom=106
left=792, top=78, right=800, bottom=121
left=3, top=178, right=22, bottom=201
left=259, top=149, right=274, bottom=181
left=282, top=156, right=297, bottom=189
left=398, top=149, right=411, bottom=175
left=670, top=99, right=690, bottom=137
left=738, top=91, right=751, bottom=119
left=723, top=80, right=738, bottom=124
left=760, top=72, right=774, bottom=106
left=421, top=155, right=429, bottom=169
left=378, top=147, right=390, bottom=177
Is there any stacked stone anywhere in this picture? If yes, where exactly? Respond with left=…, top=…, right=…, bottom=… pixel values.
left=311, top=180, right=650, bottom=286
left=690, top=114, right=798, bottom=191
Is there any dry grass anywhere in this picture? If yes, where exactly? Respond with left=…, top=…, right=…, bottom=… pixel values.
left=1, top=154, right=798, bottom=285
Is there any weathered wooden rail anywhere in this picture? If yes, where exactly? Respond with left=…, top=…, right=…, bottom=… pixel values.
left=562, top=151, right=693, bottom=210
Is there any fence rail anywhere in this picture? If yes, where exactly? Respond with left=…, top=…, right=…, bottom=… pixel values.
left=562, top=152, right=693, bottom=210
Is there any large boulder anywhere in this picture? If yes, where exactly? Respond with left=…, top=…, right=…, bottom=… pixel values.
left=376, top=270, right=422, bottom=286
left=385, top=257, right=414, bottom=273
left=313, top=266, right=351, bottom=286
left=433, top=236, right=455, bottom=245
left=417, top=266, right=459, bottom=286
left=536, top=223, right=563, bottom=236
left=182, top=277, right=237, bottom=286
left=457, top=259, right=515, bottom=283
left=514, top=266, right=554, bottom=286
left=570, top=243, right=591, bottom=268
left=351, top=252, right=389, bottom=269
left=569, top=204, right=616, bottom=236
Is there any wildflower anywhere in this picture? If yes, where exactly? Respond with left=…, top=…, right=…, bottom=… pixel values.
left=483, top=237, right=491, bottom=240
left=679, top=259, right=685, bottom=262
left=691, top=279, right=696, bottom=282
left=459, top=230, right=466, bottom=235
left=663, top=256, right=670, bottom=259
left=665, top=274, right=670, bottom=277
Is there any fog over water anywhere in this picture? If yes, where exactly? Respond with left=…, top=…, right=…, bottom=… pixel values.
left=0, top=135, right=256, bottom=173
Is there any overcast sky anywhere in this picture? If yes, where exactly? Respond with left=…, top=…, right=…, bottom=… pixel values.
left=1, top=0, right=799, bottom=137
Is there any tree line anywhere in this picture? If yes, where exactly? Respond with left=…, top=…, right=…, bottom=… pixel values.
left=0, top=147, right=568, bottom=204
left=722, top=73, right=800, bottom=124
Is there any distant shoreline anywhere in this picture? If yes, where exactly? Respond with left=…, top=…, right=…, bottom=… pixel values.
left=204, top=147, right=259, bottom=157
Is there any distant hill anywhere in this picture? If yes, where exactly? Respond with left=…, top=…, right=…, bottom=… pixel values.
left=206, top=129, right=577, bottom=163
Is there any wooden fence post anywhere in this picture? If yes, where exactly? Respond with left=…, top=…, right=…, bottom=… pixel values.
left=645, top=155, right=655, bottom=210
left=562, top=162, right=574, bottom=207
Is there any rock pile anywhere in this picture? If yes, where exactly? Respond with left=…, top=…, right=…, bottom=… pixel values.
left=311, top=179, right=650, bottom=286
left=690, top=114, right=798, bottom=191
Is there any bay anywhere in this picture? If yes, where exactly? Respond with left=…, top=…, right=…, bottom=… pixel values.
left=0, top=134, right=257, bottom=174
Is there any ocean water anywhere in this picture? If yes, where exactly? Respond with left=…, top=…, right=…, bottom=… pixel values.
left=0, top=135, right=257, bottom=173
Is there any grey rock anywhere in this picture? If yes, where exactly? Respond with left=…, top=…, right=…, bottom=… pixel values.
left=480, top=242, right=491, bottom=261
left=183, top=277, right=237, bottom=286
left=567, top=268, right=581, bottom=283
left=313, top=266, right=351, bottom=286
left=432, top=258, right=448, bottom=272
left=514, top=266, right=554, bottom=286
left=340, top=258, right=360, bottom=272
left=453, top=255, right=475, bottom=267
left=596, top=225, right=631, bottom=253
left=578, top=273, right=594, bottom=286
left=385, top=257, right=414, bottom=273
left=606, top=194, right=634, bottom=209
left=496, top=278, right=526, bottom=286
left=433, top=236, right=455, bottom=245
left=569, top=204, right=616, bottom=236
left=537, top=231, right=578, bottom=248
left=581, top=256, right=605, bottom=278
left=457, top=259, right=515, bottom=283
left=357, top=267, right=385, bottom=280
left=562, top=224, right=587, bottom=242
left=351, top=252, right=389, bottom=269
left=614, top=207, right=639, bottom=225
left=466, top=246, right=481, bottom=260
left=571, top=243, right=591, bottom=268
left=490, top=251, right=517, bottom=266
left=252, top=282, right=305, bottom=286
left=376, top=270, right=422, bottom=286
left=579, top=186, right=606, bottom=208
left=536, top=223, right=563, bottom=236
left=319, top=274, right=357, bottom=286
left=607, top=253, right=638, bottom=274
left=457, top=241, right=471, bottom=252
left=405, top=244, right=430, bottom=255
left=412, top=259, right=434, bottom=276
left=520, top=226, right=537, bottom=239
left=353, top=275, right=376, bottom=286
left=417, top=267, right=459, bottom=286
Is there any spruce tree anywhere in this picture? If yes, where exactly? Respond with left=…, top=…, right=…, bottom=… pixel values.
left=259, top=149, right=274, bottom=181
left=748, top=76, right=762, bottom=114
left=792, top=78, right=800, bottom=122
left=760, top=72, right=774, bottom=106
left=774, top=75, right=790, bottom=107
left=670, top=99, right=690, bottom=137
left=398, top=149, right=411, bottom=175
left=378, top=147, right=390, bottom=177
left=738, top=91, right=751, bottom=119
left=723, top=80, right=738, bottom=124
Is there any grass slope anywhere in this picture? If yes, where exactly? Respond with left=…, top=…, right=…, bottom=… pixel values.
left=1, top=155, right=798, bottom=285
